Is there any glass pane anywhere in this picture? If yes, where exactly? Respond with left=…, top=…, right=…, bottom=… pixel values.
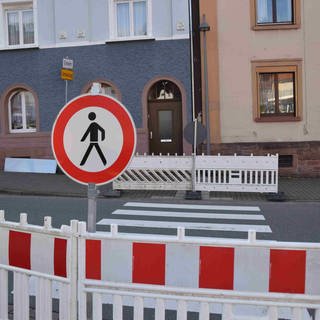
left=158, top=110, right=173, bottom=142
left=101, top=84, right=117, bottom=98
left=276, top=0, right=292, bottom=23
left=22, top=10, right=34, bottom=44
left=148, top=81, right=181, bottom=101
left=24, top=92, right=36, bottom=128
left=10, top=92, right=23, bottom=129
left=256, top=0, right=273, bottom=23
left=259, top=73, right=276, bottom=114
left=117, top=3, right=130, bottom=37
left=133, top=1, right=147, bottom=36
left=278, top=73, right=294, bottom=113
left=7, top=11, right=20, bottom=45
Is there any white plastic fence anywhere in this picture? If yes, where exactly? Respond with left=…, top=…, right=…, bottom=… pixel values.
left=0, top=211, right=77, bottom=320
left=113, top=154, right=279, bottom=193
left=1, top=214, right=319, bottom=320
left=78, top=222, right=320, bottom=320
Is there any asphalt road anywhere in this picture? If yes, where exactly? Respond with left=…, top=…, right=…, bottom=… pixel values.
left=0, top=194, right=319, bottom=243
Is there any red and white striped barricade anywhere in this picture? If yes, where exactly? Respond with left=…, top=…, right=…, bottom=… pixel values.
left=0, top=211, right=78, bottom=320
left=78, top=223, right=320, bottom=319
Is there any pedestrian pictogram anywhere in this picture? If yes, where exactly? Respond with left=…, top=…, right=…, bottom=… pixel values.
left=51, top=94, right=136, bottom=185
left=80, top=112, right=107, bottom=166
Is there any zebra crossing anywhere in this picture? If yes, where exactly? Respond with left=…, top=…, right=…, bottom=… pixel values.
left=97, top=201, right=272, bottom=237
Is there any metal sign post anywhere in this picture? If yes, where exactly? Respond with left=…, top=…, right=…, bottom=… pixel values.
left=87, top=183, right=99, bottom=233
left=61, top=57, right=74, bottom=104
left=192, top=118, right=197, bottom=192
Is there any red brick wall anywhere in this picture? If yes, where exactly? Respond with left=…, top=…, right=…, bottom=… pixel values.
left=204, top=141, right=320, bottom=177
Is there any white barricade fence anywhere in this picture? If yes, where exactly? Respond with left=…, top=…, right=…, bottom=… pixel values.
left=78, top=223, right=320, bottom=320
left=113, top=154, right=279, bottom=193
left=1, top=215, right=319, bottom=319
left=0, top=211, right=78, bottom=320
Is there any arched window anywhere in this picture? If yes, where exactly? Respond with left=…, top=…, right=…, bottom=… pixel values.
left=87, top=82, right=118, bottom=99
left=8, top=90, right=36, bottom=133
left=148, top=80, right=182, bottom=101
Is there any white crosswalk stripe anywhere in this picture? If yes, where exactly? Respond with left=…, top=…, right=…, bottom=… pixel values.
left=97, top=218, right=272, bottom=233
left=97, top=202, right=272, bottom=235
left=112, top=209, right=265, bottom=221
left=124, top=202, right=261, bottom=212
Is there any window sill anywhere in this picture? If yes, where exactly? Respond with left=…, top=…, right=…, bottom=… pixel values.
left=255, top=116, right=301, bottom=122
left=0, top=44, right=39, bottom=52
left=106, top=36, right=155, bottom=43
left=252, top=23, right=300, bottom=31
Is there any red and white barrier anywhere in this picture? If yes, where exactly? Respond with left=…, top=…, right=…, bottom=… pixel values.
left=0, top=212, right=77, bottom=320
left=83, top=231, right=320, bottom=295
left=0, top=228, right=68, bottom=277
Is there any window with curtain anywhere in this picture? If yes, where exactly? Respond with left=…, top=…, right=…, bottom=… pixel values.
left=252, top=60, right=301, bottom=122
left=256, top=0, right=293, bottom=24
left=9, top=90, right=36, bottom=133
left=115, top=0, right=147, bottom=38
left=259, top=72, right=295, bottom=116
left=6, top=8, right=34, bottom=46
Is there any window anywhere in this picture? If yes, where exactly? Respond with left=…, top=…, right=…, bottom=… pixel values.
left=85, top=81, right=121, bottom=100
left=1, top=1, right=37, bottom=48
left=109, top=0, right=151, bottom=39
left=8, top=90, right=36, bottom=133
left=252, top=60, right=302, bottom=122
left=251, top=0, right=300, bottom=30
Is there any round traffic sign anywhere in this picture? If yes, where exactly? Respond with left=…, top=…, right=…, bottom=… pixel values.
left=52, top=94, right=136, bottom=185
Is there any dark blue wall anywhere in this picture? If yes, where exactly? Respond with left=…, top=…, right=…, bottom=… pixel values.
left=0, top=39, right=191, bottom=131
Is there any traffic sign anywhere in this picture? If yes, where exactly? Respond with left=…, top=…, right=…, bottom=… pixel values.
left=52, top=94, right=136, bottom=185
left=60, top=68, right=74, bottom=80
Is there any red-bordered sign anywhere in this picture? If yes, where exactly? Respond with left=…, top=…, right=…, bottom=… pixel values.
left=52, top=94, right=136, bottom=185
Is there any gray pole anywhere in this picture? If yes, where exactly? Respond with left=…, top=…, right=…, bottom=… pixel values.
left=188, top=0, right=196, bottom=121
left=87, top=183, right=99, bottom=233
left=65, top=80, right=68, bottom=104
left=200, top=14, right=211, bottom=155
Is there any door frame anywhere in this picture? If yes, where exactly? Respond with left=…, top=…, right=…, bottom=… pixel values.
left=141, top=76, right=191, bottom=154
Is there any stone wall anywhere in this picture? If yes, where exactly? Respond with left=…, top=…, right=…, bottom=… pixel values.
left=204, top=141, right=320, bottom=177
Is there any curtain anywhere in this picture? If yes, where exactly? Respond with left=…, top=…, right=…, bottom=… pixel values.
left=24, top=92, right=36, bottom=129
left=7, top=11, right=20, bottom=45
left=117, top=3, right=130, bottom=37
left=259, top=74, right=275, bottom=114
left=22, top=10, right=34, bottom=44
left=256, top=0, right=273, bottom=23
left=276, top=0, right=292, bottom=22
left=10, top=92, right=23, bottom=129
left=133, top=1, right=146, bottom=36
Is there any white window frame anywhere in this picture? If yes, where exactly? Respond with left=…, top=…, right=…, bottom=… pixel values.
left=8, top=90, right=37, bottom=133
left=108, top=0, right=152, bottom=41
left=0, top=0, right=38, bottom=49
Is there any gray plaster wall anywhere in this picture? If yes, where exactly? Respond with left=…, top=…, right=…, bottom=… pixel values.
left=0, top=39, right=191, bottom=132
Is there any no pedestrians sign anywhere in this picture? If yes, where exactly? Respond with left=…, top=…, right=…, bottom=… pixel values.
left=52, top=94, right=136, bottom=185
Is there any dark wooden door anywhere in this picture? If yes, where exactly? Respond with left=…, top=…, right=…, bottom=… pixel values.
left=148, top=101, right=183, bottom=155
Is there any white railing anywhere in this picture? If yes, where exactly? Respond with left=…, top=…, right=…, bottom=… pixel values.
left=0, top=211, right=78, bottom=320
left=81, top=281, right=320, bottom=320
left=113, top=154, right=278, bottom=193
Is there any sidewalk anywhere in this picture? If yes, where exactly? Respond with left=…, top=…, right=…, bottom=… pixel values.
left=0, top=171, right=319, bottom=201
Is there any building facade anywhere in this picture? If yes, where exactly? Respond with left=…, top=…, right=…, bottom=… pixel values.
left=198, top=0, right=320, bottom=176
left=0, top=0, right=193, bottom=168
